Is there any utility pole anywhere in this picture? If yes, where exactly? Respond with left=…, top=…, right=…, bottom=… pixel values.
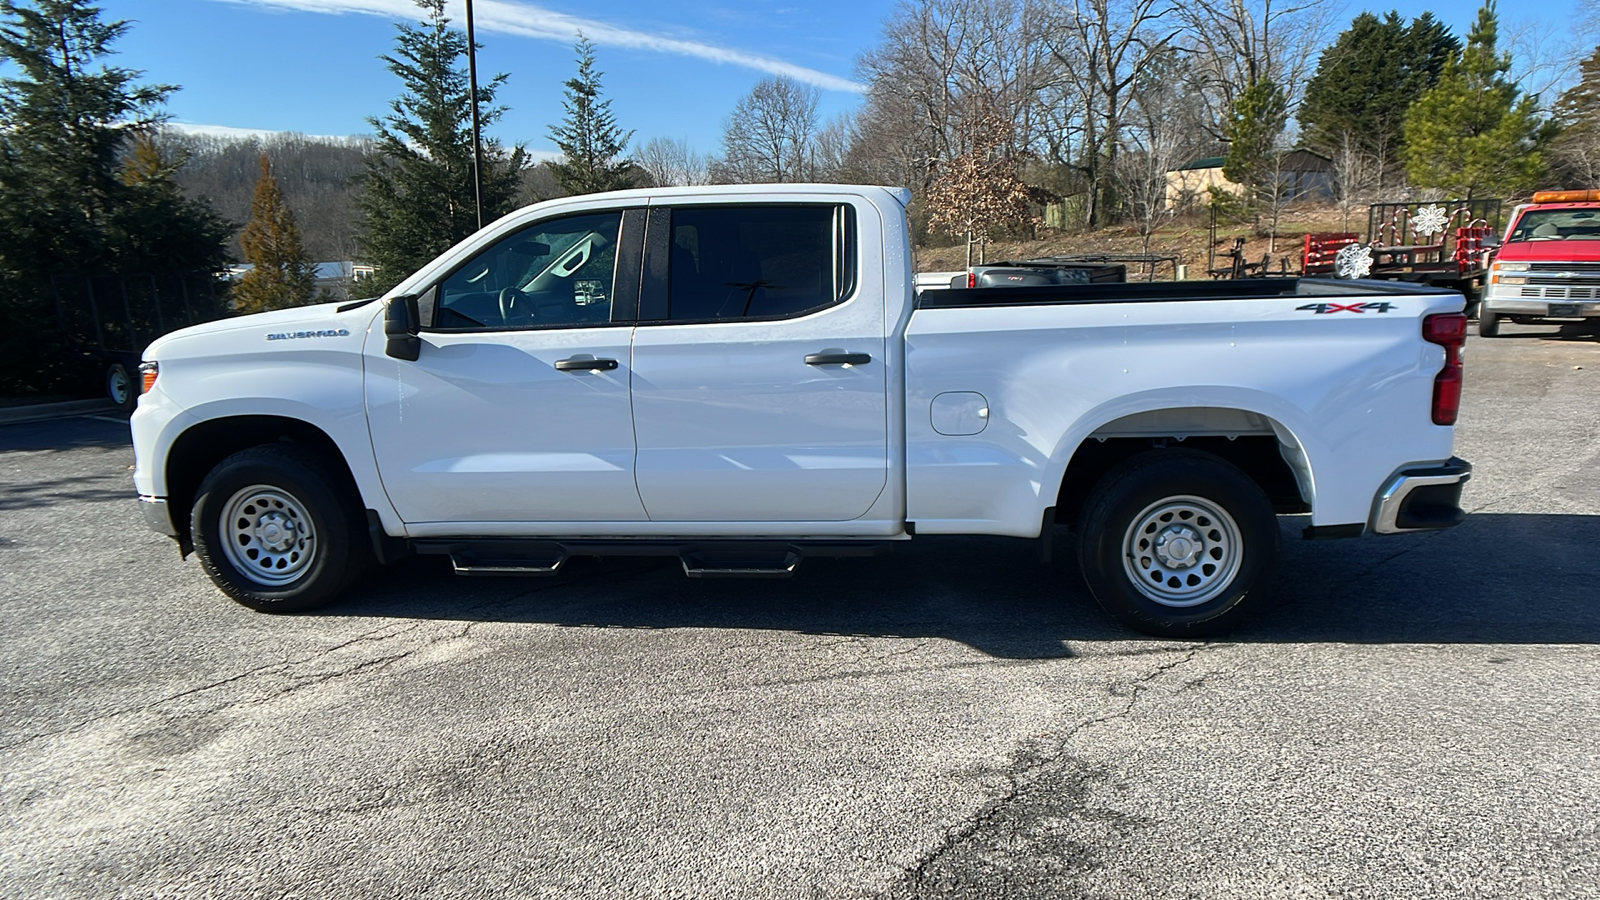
left=464, top=0, right=485, bottom=231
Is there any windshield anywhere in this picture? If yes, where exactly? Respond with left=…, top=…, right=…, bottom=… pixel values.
left=1507, top=208, right=1600, bottom=241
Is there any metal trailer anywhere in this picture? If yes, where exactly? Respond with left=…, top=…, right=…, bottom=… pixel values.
left=1300, top=200, right=1503, bottom=314
left=51, top=273, right=228, bottom=412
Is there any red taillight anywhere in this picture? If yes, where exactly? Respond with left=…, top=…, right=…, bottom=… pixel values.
left=967, top=272, right=977, bottom=289
left=1422, top=313, right=1466, bottom=425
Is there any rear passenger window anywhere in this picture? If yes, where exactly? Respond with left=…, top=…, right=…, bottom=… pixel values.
left=666, top=205, right=855, bottom=321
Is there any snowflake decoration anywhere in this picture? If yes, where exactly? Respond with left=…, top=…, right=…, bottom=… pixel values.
left=1334, top=243, right=1373, bottom=279
left=1412, top=204, right=1449, bottom=236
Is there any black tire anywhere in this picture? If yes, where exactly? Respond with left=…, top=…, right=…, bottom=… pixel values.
left=1076, top=450, right=1279, bottom=638
left=106, top=362, right=137, bottom=413
left=191, top=444, right=370, bottom=612
left=1477, top=309, right=1501, bottom=337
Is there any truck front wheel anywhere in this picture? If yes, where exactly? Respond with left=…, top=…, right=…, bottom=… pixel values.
left=1477, top=309, right=1501, bottom=337
left=1077, top=451, right=1279, bottom=638
left=191, top=444, right=368, bottom=612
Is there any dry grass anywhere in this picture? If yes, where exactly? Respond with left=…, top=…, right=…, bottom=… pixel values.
left=915, top=203, right=1364, bottom=277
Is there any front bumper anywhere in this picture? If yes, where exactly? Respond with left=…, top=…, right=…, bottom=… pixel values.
left=1480, top=296, right=1600, bottom=317
left=1370, top=457, right=1472, bottom=535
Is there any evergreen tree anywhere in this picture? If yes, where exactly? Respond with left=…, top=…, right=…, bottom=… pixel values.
left=0, top=0, right=229, bottom=395
left=1403, top=1, right=1546, bottom=198
left=233, top=154, right=317, bottom=313
left=0, top=0, right=173, bottom=275
left=357, top=0, right=525, bottom=296
left=548, top=36, right=636, bottom=195
left=1221, top=78, right=1288, bottom=197
left=1298, top=11, right=1459, bottom=183
left=111, top=134, right=233, bottom=277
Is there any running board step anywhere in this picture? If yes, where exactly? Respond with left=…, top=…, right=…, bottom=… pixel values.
left=680, top=548, right=802, bottom=579
left=449, top=549, right=568, bottom=576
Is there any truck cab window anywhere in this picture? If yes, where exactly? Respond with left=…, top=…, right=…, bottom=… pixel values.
left=434, top=211, right=623, bottom=330
left=666, top=205, right=854, bottom=321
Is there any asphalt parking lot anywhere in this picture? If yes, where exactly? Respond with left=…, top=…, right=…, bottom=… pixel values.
left=2, top=323, right=1597, bottom=899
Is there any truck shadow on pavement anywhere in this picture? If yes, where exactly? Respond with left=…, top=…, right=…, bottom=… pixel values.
left=327, top=512, right=1600, bottom=657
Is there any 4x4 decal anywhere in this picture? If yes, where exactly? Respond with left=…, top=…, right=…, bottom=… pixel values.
left=1296, top=301, right=1396, bottom=314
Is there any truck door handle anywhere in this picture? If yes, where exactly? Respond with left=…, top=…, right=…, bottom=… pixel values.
left=554, top=357, right=619, bottom=372
left=805, top=352, right=872, bottom=366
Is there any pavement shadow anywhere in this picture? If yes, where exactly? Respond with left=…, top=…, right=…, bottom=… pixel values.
left=324, top=512, right=1600, bottom=657
left=0, top=415, right=130, bottom=454
left=0, top=473, right=130, bottom=510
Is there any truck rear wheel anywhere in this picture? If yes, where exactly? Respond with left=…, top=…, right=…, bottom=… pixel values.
left=191, top=444, right=368, bottom=612
left=1077, top=450, right=1279, bottom=638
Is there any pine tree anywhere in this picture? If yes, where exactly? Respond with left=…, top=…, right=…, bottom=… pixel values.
left=232, top=154, right=317, bottom=314
left=1403, top=1, right=1546, bottom=198
left=548, top=36, right=636, bottom=195
left=0, top=0, right=229, bottom=395
left=1298, top=12, right=1459, bottom=183
left=357, top=0, right=525, bottom=296
left=1221, top=79, right=1288, bottom=198
left=0, top=0, right=173, bottom=274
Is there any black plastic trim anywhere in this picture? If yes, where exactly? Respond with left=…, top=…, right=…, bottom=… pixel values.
left=1302, top=523, right=1365, bottom=540
left=916, top=277, right=1458, bottom=310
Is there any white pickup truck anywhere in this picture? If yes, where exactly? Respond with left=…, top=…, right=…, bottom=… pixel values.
left=131, top=184, right=1471, bottom=636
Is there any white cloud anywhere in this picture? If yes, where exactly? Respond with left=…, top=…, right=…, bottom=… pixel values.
left=214, top=0, right=865, bottom=93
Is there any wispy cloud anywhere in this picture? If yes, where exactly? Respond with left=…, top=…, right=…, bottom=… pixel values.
left=215, top=0, right=865, bottom=93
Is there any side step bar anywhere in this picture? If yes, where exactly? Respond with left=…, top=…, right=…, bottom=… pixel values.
left=680, top=548, right=803, bottom=579
left=411, top=539, right=888, bottom=579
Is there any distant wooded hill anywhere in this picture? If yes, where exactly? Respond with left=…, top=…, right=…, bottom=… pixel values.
left=160, top=131, right=563, bottom=265
left=159, top=131, right=372, bottom=263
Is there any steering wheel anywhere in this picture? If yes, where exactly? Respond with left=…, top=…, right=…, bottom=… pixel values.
left=498, top=286, right=529, bottom=326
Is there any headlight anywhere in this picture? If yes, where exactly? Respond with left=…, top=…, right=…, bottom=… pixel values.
left=1495, top=276, right=1527, bottom=285
left=1493, top=262, right=1529, bottom=272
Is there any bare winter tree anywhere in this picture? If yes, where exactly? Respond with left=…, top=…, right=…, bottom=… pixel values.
left=1114, top=48, right=1201, bottom=253
left=1329, top=129, right=1384, bottom=231
left=812, top=113, right=860, bottom=182
left=635, top=136, right=710, bottom=187
left=1174, top=0, right=1338, bottom=140
left=1039, top=0, right=1183, bottom=227
left=855, top=0, right=1051, bottom=191
left=713, top=76, right=821, bottom=183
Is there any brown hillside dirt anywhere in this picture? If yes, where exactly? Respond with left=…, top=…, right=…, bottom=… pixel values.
left=915, top=204, right=1362, bottom=279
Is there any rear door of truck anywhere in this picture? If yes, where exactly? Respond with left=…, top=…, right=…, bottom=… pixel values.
left=627, top=199, right=889, bottom=522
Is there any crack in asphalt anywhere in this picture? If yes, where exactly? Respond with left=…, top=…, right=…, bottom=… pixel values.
left=0, top=563, right=659, bottom=756
left=890, top=646, right=1205, bottom=895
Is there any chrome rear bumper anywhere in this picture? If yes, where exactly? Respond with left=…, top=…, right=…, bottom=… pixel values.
left=1371, top=457, right=1472, bottom=535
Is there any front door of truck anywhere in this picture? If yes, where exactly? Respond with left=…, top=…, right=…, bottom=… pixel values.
left=628, top=202, right=888, bottom=522
left=365, top=209, right=647, bottom=526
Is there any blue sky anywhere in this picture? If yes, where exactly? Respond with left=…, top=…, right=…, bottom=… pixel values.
left=85, top=0, right=1592, bottom=158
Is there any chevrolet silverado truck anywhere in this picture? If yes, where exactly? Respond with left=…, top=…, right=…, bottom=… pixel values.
left=130, top=184, right=1471, bottom=637
left=1480, top=189, right=1600, bottom=336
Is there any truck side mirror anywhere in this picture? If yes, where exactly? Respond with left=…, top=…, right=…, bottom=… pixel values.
left=384, top=295, right=421, bottom=361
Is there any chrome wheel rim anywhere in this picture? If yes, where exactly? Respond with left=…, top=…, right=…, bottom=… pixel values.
left=219, top=484, right=316, bottom=586
left=1122, top=495, right=1243, bottom=608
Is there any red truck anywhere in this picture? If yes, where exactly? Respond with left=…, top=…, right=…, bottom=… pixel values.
left=1478, top=190, right=1600, bottom=337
